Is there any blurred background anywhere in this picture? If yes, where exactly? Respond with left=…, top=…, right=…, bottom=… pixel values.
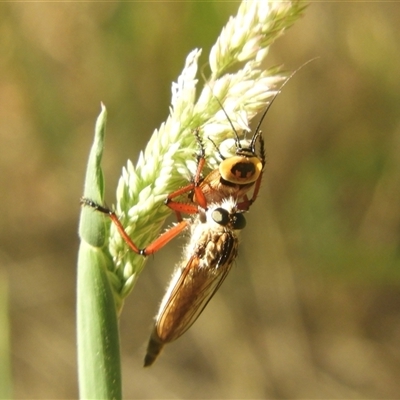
left=1, top=1, right=400, bottom=398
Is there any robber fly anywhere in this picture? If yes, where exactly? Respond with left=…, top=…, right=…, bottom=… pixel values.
left=81, top=61, right=313, bottom=366
left=144, top=197, right=246, bottom=366
left=81, top=62, right=309, bottom=253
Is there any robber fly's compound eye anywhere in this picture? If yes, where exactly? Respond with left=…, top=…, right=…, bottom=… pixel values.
left=211, top=208, right=230, bottom=226
left=211, top=208, right=246, bottom=230
left=219, top=155, right=263, bottom=185
left=232, top=213, right=246, bottom=230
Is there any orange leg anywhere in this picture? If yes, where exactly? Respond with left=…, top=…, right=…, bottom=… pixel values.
left=236, top=170, right=264, bottom=211
left=249, top=170, right=263, bottom=204
left=81, top=198, right=189, bottom=256
left=165, top=131, right=209, bottom=218
left=164, top=182, right=198, bottom=221
left=80, top=130, right=207, bottom=257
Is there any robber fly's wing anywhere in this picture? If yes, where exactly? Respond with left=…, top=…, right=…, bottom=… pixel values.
left=155, top=231, right=238, bottom=343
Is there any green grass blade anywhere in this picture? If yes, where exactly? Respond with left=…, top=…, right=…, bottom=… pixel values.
left=77, top=104, right=122, bottom=400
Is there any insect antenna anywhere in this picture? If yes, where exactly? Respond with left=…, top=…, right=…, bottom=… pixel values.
left=201, top=69, right=243, bottom=149
left=251, top=58, right=319, bottom=149
left=211, top=93, right=243, bottom=149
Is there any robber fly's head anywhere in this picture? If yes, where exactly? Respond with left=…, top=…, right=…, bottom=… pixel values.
left=205, top=198, right=247, bottom=231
